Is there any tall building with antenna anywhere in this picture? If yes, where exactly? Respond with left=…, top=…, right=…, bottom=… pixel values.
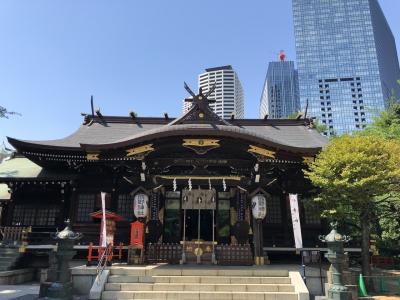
left=183, top=65, right=244, bottom=119
left=259, top=51, right=300, bottom=119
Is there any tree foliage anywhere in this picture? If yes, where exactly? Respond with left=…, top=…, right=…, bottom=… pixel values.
left=0, top=106, right=21, bottom=118
left=305, top=135, right=400, bottom=213
left=361, top=95, right=400, bottom=140
left=304, top=135, right=400, bottom=277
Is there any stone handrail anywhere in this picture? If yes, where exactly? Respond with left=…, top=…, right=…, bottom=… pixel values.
left=0, top=226, right=31, bottom=245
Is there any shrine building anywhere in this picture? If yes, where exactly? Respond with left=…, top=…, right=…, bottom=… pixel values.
left=0, top=87, right=328, bottom=265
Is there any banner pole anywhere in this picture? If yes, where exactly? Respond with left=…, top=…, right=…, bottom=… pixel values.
left=101, top=192, right=107, bottom=249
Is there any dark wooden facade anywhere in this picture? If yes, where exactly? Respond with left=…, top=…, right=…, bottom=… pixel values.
left=0, top=88, right=328, bottom=263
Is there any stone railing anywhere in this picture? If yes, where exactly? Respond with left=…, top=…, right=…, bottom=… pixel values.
left=0, top=226, right=31, bottom=247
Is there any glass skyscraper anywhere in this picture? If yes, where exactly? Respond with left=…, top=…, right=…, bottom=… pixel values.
left=259, top=55, right=300, bottom=119
left=293, top=0, right=400, bottom=135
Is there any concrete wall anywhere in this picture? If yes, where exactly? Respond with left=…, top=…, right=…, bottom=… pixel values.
left=71, top=266, right=98, bottom=296
left=0, top=268, right=35, bottom=285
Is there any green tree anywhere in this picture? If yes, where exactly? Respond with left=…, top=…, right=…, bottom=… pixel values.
left=0, top=106, right=20, bottom=118
left=305, top=135, right=400, bottom=280
left=361, top=93, right=400, bottom=140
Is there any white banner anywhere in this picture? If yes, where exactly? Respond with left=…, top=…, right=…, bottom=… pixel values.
left=289, top=194, right=303, bottom=249
left=101, top=192, right=107, bottom=248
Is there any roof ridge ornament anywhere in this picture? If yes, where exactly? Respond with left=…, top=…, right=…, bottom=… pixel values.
left=168, top=82, right=231, bottom=126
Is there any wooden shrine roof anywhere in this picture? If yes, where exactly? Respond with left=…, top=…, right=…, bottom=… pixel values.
left=7, top=87, right=328, bottom=155
left=8, top=116, right=328, bottom=154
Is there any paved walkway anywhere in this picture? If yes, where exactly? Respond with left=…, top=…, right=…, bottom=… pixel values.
left=0, top=283, right=39, bottom=300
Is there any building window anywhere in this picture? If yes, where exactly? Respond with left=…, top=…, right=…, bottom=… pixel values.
left=302, top=200, right=321, bottom=225
left=266, top=196, right=282, bottom=224
left=117, top=194, right=134, bottom=221
left=12, top=205, right=59, bottom=226
left=76, top=193, right=96, bottom=223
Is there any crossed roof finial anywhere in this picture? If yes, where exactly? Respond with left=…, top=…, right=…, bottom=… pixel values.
left=184, top=82, right=216, bottom=109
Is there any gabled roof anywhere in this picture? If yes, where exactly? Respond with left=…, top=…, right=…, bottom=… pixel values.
left=7, top=88, right=328, bottom=155
left=8, top=117, right=327, bottom=155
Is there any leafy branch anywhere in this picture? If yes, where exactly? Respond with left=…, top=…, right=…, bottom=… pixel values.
left=0, top=106, right=21, bottom=119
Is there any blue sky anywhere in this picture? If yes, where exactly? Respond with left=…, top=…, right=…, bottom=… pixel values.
left=1, top=0, right=399, bottom=146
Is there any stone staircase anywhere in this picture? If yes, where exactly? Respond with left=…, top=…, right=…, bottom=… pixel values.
left=101, top=265, right=307, bottom=300
left=0, top=246, right=22, bottom=271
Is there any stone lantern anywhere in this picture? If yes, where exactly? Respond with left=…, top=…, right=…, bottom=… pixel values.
left=44, top=220, right=82, bottom=300
left=319, top=222, right=352, bottom=300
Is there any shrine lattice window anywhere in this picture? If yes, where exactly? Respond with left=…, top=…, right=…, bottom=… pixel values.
left=12, top=205, right=59, bottom=226
left=303, top=201, right=321, bottom=225
left=76, top=194, right=95, bottom=222
left=23, top=208, right=35, bottom=225
left=117, top=194, right=135, bottom=221
left=163, top=192, right=181, bottom=243
left=265, top=196, right=282, bottom=224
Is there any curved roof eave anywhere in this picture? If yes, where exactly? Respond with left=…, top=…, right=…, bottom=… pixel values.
left=7, top=137, right=83, bottom=152
left=80, top=124, right=326, bottom=155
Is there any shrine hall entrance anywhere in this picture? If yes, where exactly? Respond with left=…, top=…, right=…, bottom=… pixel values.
left=185, top=209, right=214, bottom=241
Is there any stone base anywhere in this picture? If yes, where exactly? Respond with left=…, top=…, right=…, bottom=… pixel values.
left=39, top=282, right=52, bottom=298
left=328, top=288, right=352, bottom=300
left=44, top=281, right=73, bottom=300
left=0, top=268, right=35, bottom=284
left=71, top=266, right=97, bottom=296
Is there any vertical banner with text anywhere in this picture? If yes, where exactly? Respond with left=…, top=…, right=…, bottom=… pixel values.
left=101, top=192, right=107, bottom=248
left=289, top=194, right=303, bottom=249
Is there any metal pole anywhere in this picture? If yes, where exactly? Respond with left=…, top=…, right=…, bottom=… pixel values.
left=301, top=250, right=306, bottom=283
left=212, top=209, right=216, bottom=264
left=318, top=250, right=324, bottom=295
left=181, top=208, right=186, bottom=264
left=197, top=207, right=201, bottom=264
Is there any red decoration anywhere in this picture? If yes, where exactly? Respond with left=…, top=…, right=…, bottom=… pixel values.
left=130, top=221, right=145, bottom=248
left=279, top=50, right=286, bottom=62
left=86, top=211, right=124, bottom=265
left=90, top=210, right=124, bottom=247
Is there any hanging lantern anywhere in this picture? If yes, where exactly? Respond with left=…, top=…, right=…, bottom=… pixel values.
left=133, top=193, right=149, bottom=218
left=251, top=194, right=267, bottom=220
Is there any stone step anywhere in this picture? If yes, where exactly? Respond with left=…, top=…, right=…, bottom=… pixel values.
left=101, top=290, right=298, bottom=300
left=108, top=275, right=292, bottom=284
left=0, top=256, right=18, bottom=262
left=110, top=268, right=289, bottom=277
left=0, top=247, right=19, bottom=253
left=105, top=282, right=295, bottom=292
left=0, top=261, right=14, bottom=267
left=0, top=253, right=19, bottom=258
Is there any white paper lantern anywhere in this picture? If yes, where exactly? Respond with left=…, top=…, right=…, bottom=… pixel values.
left=133, top=193, right=149, bottom=218
left=251, top=194, right=267, bottom=220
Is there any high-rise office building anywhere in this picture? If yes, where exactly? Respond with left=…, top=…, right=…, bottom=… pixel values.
left=183, top=65, right=244, bottom=119
left=293, top=0, right=400, bottom=135
left=260, top=51, right=300, bottom=119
